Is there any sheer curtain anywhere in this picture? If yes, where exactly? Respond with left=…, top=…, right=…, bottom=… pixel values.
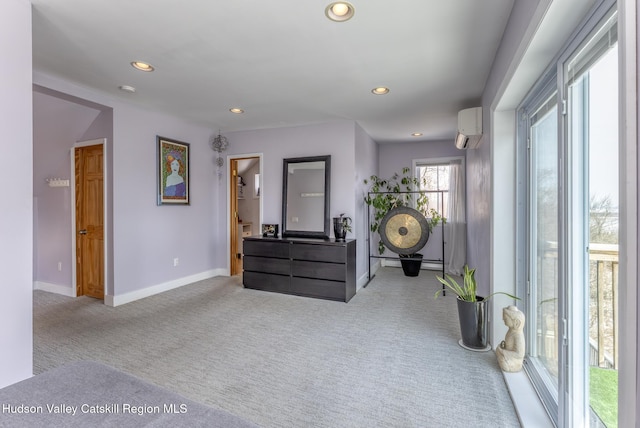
left=446, top=159, right=466, bottom=274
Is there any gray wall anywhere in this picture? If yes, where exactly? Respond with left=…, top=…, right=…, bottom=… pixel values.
left=0, top=0, right=32, bottom=388
left=225, top=121, right=367, bottom=280
left=33, top=90, right=100, bottom=291
left=32, top=85, right=116, bottom=296
left=30, top=85, right=374, bottom=298
left=377, top=140, right=461, bottom=178
left=33, top=72, right=221, bottom=303
left=469, top=0, right=545, bottom=295
left=354, top=124, right=378, bottom=283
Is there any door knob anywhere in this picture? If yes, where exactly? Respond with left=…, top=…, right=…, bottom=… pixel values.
left=79, top=229, right=87, bottom=235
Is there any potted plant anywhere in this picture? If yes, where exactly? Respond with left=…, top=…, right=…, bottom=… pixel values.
left=333, top=213, right=352, bottom=240
left=363, top=167, right=445, bottom=276
left=435, top=265, right=518, bottom=350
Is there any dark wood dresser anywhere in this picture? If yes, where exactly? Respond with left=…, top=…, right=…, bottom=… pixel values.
left=242, top=236, right=356, bottom=302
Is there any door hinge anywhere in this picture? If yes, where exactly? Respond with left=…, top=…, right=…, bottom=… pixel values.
left=561, top=99, right=567, bottom=116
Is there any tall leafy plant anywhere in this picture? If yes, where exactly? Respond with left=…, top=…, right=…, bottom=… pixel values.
left=434, top=265, right=518, bottom=302
left=364, top=167, right=444, bottom=255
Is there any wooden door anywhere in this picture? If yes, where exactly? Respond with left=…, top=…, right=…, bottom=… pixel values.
left=75, top=144, right=104, bottom=299
left=230, top=159, right=241, bottom=275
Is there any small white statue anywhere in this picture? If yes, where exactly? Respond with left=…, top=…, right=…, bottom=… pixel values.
left=496, top=305, right=525, bottom=372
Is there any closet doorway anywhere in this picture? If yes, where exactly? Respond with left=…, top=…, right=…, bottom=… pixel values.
left=229, top=155, right=262, bottom=276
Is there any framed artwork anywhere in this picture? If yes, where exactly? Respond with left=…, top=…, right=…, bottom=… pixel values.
left=262, top=224, right=279, bottom=238
left=157, top=136, right=190, bottom=205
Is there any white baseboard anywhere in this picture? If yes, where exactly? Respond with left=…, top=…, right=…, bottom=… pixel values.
left=357, top=259, right=382, bottom=289
left=106, top=268, right=226, bottom=307
left=357, top=272, right=370, bottom=290
left=33, top=281, right=75, bottom=297
left=370, top=258, right=382, bottom=276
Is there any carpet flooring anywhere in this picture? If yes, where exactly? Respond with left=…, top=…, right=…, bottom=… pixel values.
left=33, top=267, right=520, bottom=427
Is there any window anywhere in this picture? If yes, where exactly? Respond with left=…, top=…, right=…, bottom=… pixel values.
left=518, top=4, right=619, bottom=426
left=565, top=11, right=618, bottom=426
left=522, top=87, right=561, bottom=421
left=414, top=157, right=466, bottom=274
left=414, top=159, right=457, bottom=218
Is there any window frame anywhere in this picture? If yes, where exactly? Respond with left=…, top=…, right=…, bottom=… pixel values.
left=517, top=72, right=561, bottom=425
left=412, top=156, right=465, bottom=220
left=516, top=1, right=619, bottom=426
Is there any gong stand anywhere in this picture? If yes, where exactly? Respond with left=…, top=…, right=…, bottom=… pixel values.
left=365, top=190, right=445, bottom=293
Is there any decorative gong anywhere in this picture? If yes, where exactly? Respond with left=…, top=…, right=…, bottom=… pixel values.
left=379, top=206, right=430, bottom=255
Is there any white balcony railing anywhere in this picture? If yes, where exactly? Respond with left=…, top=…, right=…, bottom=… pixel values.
left=536, top=242, right=618, bottom=370
left=588, top=243, right=618, bottom=369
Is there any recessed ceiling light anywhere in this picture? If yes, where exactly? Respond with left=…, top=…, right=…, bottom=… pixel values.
left=118, top=85, right=136, bottom=93
left=131, top=61, right=154, bottom=72
left=371, top=87, right=390, bottom=95
left=229, top=108, right=244, bottom=114
left=411, top=132, right=423, bottom=137
left=325, top=2, right=355, bottom=22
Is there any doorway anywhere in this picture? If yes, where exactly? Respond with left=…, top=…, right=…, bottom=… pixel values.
left=229, top=155, right=262, bottom=276
left=74, top=139, right=106, bottom=299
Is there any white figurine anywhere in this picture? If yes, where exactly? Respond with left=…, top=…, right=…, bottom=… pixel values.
left=496, top=305, right=525, bottom=372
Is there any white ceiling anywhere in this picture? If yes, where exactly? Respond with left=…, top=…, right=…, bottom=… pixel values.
left=31, top=0, right=515, bottom=144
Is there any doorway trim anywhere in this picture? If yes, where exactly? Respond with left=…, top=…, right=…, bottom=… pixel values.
left=70, top=138, right=109, bottom=301
left=226, top=153, right=263, bottom=276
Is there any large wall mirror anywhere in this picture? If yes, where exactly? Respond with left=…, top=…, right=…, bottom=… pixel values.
left=282, top=155, right=331, bottom=239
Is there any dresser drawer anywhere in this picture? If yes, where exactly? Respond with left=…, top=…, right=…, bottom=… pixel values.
left=243, top=271, right=290, bottom=293
left=291, top=243, right=345, bottom=263
left=241, top=238, right=355, bottom=302
left=244, top=256, right=290, bottom=276
left=291, top=260, right=345, bottom=282
left=243, top=240, right=290, bottom=259
left=291, top=277, right=346, bottom=301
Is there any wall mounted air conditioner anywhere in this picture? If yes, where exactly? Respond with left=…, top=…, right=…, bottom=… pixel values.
left=455, top=107, right=482, bottom=149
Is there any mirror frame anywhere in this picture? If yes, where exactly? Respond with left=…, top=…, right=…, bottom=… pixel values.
left=281, top=155, right=331, bottom=239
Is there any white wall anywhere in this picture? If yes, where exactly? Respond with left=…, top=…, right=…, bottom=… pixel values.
left=33, top=72, right=222, bottom=304
left=354, top=124, right=378, bottom=284
left=33, top=90, right=101, bottom=293
left=111, top=105, right=219, bottom=296
left=224, top=121, right=362, bottom=271
left=476, top=0, right=550, bottom=343
left=30, top=79, right=375, bottom=301
left=0, top=0, right=33, bottom=388
left=377, top=140, right=461, bottom=178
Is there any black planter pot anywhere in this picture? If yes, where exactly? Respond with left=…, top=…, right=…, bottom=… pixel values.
left=456, top=297, right=488, bottom=350
left=333, top=217, right=347, bottom=240
left=399, top=254, right=423, bottom=277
